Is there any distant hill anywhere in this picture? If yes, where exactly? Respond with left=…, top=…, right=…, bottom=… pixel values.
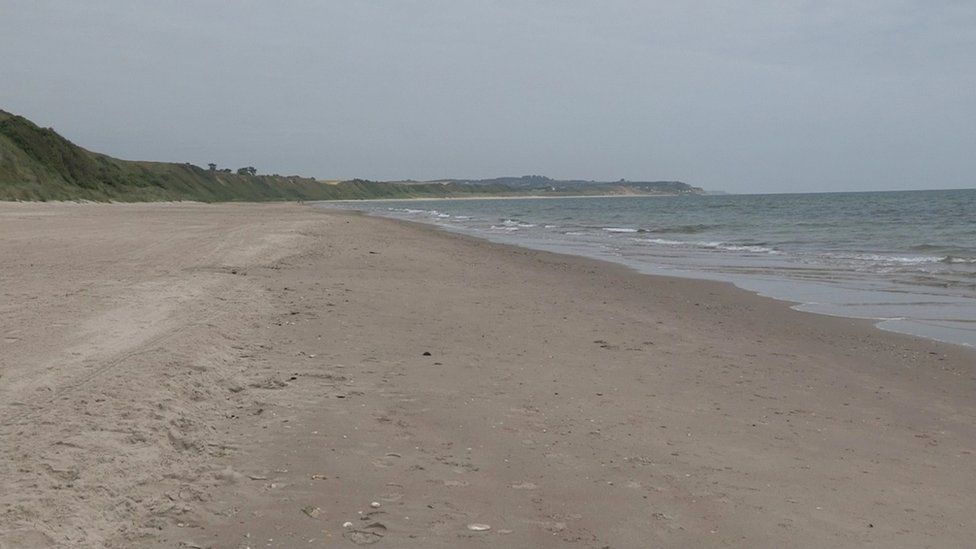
left=0, top=109, right=703, bottom=201
left=418, top=175, right=702, bottom=195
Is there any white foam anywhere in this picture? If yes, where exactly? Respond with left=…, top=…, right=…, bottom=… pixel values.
left=636, top=238, right=778, bottom=254
left=824, top=252, right=945, bottom=265
left=711, top=243, right=779, bottom=254
left=636, top=237, right=684, bottom=246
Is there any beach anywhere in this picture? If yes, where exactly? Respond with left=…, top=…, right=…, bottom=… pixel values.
left=332, top=190, right=976, bottom=348
left=1, top=202, right=974, bottom=548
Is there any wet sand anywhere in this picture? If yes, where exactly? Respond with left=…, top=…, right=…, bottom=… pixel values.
left=1, top=202, right=974, bottom=548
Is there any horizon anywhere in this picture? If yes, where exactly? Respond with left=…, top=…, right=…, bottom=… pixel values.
left=2, top=2, right=974, bottom=194
left=4, top=105, right=975, bottom=196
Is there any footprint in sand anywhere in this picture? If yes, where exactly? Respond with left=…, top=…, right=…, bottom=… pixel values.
left=343, top=522, right=386, bottom=545
left=380, top=491, right=403, bottom=502
left=370, top=453, right=401, bottom=468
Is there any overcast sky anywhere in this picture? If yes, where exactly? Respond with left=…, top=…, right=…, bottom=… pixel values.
left=1, top=1, right=974, bottom=193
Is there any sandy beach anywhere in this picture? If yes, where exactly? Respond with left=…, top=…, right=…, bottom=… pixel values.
left=1, top=202, right=974, bottom=548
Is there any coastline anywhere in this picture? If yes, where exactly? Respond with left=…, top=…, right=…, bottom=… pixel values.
left=1, top=202, right=974, bottom=548
left=324, top=197, right=976, bottom=349
left=320, top=192, right=692, bottom=203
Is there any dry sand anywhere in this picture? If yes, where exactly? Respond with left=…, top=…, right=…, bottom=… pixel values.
left=0, top=202, right=974, bottom=548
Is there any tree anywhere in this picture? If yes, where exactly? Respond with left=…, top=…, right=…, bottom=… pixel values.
left=237, top=166, right=257, bottom=176
left=208, top=163, right=217, bottom=172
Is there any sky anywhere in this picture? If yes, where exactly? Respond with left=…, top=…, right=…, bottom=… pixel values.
left=1, top=1, right=974, bottom=193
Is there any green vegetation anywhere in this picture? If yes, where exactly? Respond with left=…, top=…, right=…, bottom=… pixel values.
left=0, top=109, right=702, bottom=202
left=0, top=109, right=375, bottom=202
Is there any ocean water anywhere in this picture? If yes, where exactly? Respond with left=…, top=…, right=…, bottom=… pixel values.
left=319, top=189, right=976, bottom=347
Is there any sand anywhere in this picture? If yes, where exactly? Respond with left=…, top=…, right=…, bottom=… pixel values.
left=1, top=202, right=974, bottom=548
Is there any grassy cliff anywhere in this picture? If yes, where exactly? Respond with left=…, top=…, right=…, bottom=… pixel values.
left=0, top=109, right=702, bottom=202
left=0, top=110, right=447, bottom=202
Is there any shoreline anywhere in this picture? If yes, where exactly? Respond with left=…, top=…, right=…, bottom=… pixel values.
left=324, top=203, right=976, bottom=350
left=363, top=208, right=976, bottom=349
left=1, top=202, right=974, bottom=547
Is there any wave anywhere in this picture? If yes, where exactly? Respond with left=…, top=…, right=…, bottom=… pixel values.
left=388, top=207, right=452, bottom=219
left=637, top=237, right=684, bottom=246
left=635, top=238, right=778, bottom=254
left=627, top=241, right=974, bottom=266
left=910, top=243, right=976, bottom=257
left=646, top=223, right=717, bottom=234
left=602, top=225, right=721, bottom=234
left=825, top=252, right=948, bottom=265
left=716, top=243, right=779, bottom=253
left=816, top=253, right=976, bottom=270
left=910, top=243, right=950, bottom=252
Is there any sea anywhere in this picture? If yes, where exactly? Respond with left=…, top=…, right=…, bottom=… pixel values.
left=318, top=189, right=976, bottom=347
